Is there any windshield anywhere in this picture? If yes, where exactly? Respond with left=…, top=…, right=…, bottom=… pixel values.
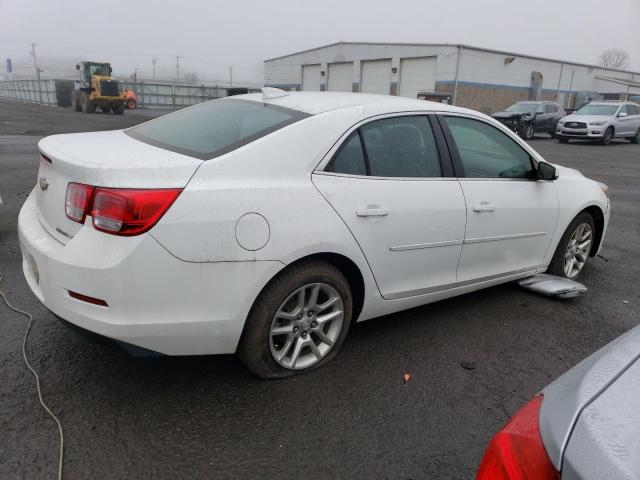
left=126, top=98, right=309, bottom=160
left=505, top=103, right=537, bottom=114
left=88, top=64, right=110, bottom=76
left=575, top=104, right=619, bottom=116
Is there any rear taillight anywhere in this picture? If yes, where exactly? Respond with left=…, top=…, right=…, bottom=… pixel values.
left=477, top=395, right=560, bottom=480
left=65, top=183, right=181, bottom=236
left=65, top=183, right=95, bottom=223
left=91, top=188, right=181, bottom=236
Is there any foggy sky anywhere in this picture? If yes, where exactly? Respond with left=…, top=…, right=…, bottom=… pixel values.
left=1, top=0, right=639, bottom=84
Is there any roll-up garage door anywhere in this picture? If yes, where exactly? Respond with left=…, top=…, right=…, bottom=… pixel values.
left=399, top=57, right=437, bottom=98
left=327, top=62, right=353, bottom=92
left=360, top=59, right=391, bottom=95
left=302, top=64, right=321, bottom=91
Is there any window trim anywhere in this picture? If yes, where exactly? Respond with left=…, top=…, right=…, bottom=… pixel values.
left=320, top=112, right=455, bottom=179
left=437, top=113, right=540, bottom=181
left=124, top=98, right=311, bottom=160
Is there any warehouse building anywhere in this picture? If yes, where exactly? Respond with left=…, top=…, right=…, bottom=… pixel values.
left=264, top=42, right=640, bottom=113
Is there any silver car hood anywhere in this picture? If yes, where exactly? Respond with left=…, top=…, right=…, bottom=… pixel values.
left=539, top=325, right=640, bottom=473
left=562, top=114, right=612, bottom=123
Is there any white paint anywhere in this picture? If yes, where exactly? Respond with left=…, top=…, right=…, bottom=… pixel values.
left=360, top=59, right=391, bottom=95
left=327, top=62, right=353, bottom=92
left=399, top=56, right=437, bottom=98
left=18, top=92, right=610, bottom=358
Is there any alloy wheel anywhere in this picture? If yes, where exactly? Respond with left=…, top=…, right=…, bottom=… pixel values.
left=269, top=283, right=344, bottom=370
left=564, top=223, right=593, bottom=279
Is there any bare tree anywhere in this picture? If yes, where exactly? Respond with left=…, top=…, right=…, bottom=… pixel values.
left=598, top=48, right=630, bottom=70
left=183, top=71, right=199, bottom=84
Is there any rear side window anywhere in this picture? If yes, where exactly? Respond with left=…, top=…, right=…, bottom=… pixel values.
left=126, top=99, right=309, bottom=160
left=326, top=132, right=367, bottom=175
left=361, top=116, right=442, bottom=177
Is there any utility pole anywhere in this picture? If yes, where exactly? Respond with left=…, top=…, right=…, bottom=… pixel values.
left=30, top=43, right=43, bottom=105
left=152, top=58, right=157, bottom=80
left=175, top=55, right=181, bottom=82
left=228, top=65, right=233, bottom=87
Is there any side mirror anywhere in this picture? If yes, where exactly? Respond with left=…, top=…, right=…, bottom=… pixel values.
left=618, top=112, right=628, bottom=118
left=536, top=161, right=557, bottom=181
left=76, top=64, right=80, bottom=71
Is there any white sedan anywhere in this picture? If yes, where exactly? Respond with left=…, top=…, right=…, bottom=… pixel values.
left=18, top=91, right=610, bottom=377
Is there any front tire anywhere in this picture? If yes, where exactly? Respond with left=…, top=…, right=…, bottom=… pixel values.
left=547, top=212, right=595, bottom=280
left=601, top=127, right=614, bottom=145
left=238, top=260, right=353, bottom=379
left=521, top=123, right=534, bottom=140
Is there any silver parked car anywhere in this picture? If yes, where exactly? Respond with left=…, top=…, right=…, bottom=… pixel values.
left=477, top=324, right=640, bottom=479
left=557, top=101, right=640, bottom=145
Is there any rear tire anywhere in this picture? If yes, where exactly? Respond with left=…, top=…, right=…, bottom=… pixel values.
left=630, top=128, right=640, bottom=144
left=238, top=260, right=353, bottom=379
left=547, top=212, right=596, bottom=280
left=80, top=93, right=95, bottom=113
left=71, top=91, right=81, bottom=112
left=601, top=127, right=614, bottom=145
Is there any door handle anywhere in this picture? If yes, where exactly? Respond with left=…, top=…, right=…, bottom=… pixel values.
left=356, top=207, right=389, bottom=217
left=473, top=203, right=495, bottom=213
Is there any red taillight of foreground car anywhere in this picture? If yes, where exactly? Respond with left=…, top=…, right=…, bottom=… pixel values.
left=91, top=188, right=182, bottom=236
left=65, top=183, right=182, bottom=236
left=65, top=183, right=95, bottom=223
left=476, top=395, right=560, bottom=480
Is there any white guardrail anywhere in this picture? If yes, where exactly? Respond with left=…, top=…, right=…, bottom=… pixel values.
left=0, top=79, right=58, bottom=106
left=0, top=79, right=259, bottom=108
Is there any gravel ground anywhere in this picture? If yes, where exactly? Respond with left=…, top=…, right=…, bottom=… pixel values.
left=0, top=99, right=638, bottom=480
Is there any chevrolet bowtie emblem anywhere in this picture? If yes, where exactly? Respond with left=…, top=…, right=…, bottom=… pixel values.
left=39, top=177, right=49, bottom=192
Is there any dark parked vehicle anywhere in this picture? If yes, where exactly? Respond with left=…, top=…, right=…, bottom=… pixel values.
left=492, top=101, right=566, bottom=140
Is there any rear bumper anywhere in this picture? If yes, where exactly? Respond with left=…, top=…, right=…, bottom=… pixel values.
left=18, top=188, right=283, bottom=355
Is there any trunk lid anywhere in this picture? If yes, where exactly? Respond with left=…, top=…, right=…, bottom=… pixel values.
left=36, top=130, right=201, bottom=244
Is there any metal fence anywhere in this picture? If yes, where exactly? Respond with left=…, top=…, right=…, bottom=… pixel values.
left=0, top=78, right=259, bottom=108
left=0, top=79, right=58, bottom=106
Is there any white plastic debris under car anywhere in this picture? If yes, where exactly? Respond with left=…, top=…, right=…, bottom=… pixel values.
left=518, top=274, right=587, bottom=299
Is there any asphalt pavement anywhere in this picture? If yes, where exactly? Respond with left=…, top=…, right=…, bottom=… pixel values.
left=1, top=99, right=638, bottom=480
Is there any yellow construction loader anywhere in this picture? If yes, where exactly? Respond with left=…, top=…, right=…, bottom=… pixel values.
left=70, top=61, right=126, bottom=114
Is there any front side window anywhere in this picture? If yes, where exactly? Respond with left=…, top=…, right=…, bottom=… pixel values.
left=628, top=105, right=639, bottom=115
left=442, top=116, right=534, bottom=179
left=360, top=116, right=442, bottom=178
left=544, top=104, right=557, bottom=114
left=618, top=105, right=627, bottom=115
left=126, top=99, right=309, bottom=159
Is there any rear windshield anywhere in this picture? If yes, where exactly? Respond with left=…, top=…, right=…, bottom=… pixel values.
left=575, top=104, right=619, bottom=116
left=126, top=98, right=309, bottom=160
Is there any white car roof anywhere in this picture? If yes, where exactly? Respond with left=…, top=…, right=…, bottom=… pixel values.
left=235, top=91, right=471, bottom=116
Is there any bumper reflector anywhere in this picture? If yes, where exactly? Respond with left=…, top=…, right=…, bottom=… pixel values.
left=68, top=290, right=108, bottom=307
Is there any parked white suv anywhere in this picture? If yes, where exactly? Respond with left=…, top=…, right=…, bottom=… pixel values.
left=557, top=101, right=640, bottom=145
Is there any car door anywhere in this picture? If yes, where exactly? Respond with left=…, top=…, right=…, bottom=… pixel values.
left=534, top=103, right=551, bottom=132
left=615, top=104, right=633, bottom=136
left=624, top=104, right=640, bottom=135
left=312, top=114, right=467, bottom=300
left=439, top=114, right=559, bottom=282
